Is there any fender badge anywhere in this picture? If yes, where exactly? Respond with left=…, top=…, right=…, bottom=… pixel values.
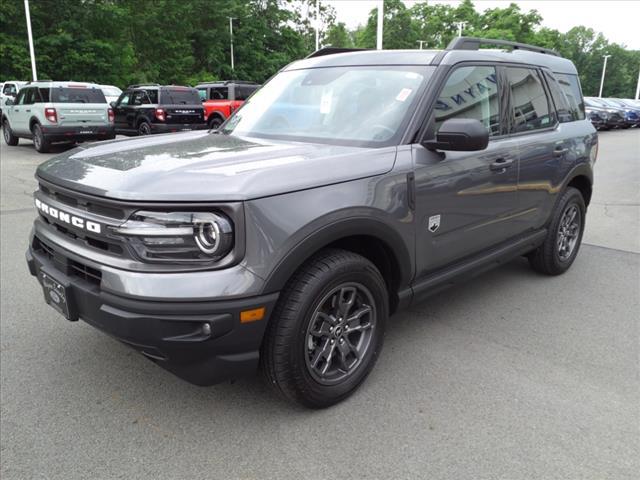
left=428, top=215, right=441, bottom=233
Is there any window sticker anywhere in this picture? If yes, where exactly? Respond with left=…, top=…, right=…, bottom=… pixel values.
left=396, top=88, right=412, bottom=102
left=320, top=90, right=333, bottom=114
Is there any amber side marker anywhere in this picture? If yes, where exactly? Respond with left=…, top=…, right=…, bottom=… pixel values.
left=240, top=307, right=266, bottom=323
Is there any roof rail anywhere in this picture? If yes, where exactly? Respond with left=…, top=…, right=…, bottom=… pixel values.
left=306, top=47, right=369, bottom=59
left=446, top=37, right=559, bottom=57
left=127, top=83, right=161, bottom=89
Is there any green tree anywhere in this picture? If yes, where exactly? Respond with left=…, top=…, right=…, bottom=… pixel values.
left=324, top=22, right=353, bottom=48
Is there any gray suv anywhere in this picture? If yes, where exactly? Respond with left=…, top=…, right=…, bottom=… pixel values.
left=26, top=38, right=597, bottom=408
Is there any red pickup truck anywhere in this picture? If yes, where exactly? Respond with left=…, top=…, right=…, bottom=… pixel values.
left=196, top=80, right=260, bottom=129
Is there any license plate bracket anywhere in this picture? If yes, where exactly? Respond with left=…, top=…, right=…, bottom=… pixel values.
left=40, top=268, right=78, bottom=321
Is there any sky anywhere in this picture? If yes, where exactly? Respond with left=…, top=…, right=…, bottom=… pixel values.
left=323, top=0, right=640, bottom=50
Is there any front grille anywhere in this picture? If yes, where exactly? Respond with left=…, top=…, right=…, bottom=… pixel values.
left=39, top=183, right=125, bottom=220
left=33, top=236, right=102, bottom=286
left=69, top=259, right=102, bottom=285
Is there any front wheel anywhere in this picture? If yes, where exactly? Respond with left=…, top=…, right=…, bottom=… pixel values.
left=3, top=119, right=19, bottom=146
left=528, top=187, right=586, bottom=275
left=208, top=116, right=223, bottom=130
left=261, top=249, right=388, bottom=408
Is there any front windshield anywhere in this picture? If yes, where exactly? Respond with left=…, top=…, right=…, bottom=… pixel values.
left=222, top=66, right=434, bottom=146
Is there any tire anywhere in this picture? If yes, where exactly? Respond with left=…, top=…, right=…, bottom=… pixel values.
left=32, top=123, right=50, bottom=153
left=528, top=187, right=586, bottom=275
left=138, top=121, right=151, bottom=136
left=208, top=116, right=223, bottom=130
left=2, top=119, right=18, bottom=146
left=261, top=249, right=388, bottom=408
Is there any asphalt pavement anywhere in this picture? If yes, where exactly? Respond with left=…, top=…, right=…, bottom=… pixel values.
left=1, top=129, right=638, bottom=480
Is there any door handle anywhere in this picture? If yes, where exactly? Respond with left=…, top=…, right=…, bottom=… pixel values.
left=489, top=158, right=514, bottom=171
left=553, top=147, right=569, bottom=157
left=25, top=109, right=30, bottom=112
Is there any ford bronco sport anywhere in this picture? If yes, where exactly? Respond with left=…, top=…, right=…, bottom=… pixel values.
left=111, top=84, right=206, bottom=136
left=195, top=80, right=260, bottom=129
left=2, top=81, right=115, bottom=153
left=27, top=38, right=596, bottom=408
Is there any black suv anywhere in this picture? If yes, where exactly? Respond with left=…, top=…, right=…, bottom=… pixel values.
left=111, top=84, right=206, bottom=136
left=27, top=38, right=597, bottom=408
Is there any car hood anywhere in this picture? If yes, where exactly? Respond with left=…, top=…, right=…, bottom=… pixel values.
left=36, top=131, right=397, bottom=201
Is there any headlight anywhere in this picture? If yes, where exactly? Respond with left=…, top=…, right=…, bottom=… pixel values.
left=111, top=211, right=234, bottom=263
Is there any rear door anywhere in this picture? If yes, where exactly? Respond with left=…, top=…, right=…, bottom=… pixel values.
left=160, top=87, right=205, bottom=125
left=503, top=66, right=570, bottom=231
left=412, top=65, right=521, bottom=276
left=52, top=86, right=108, bottom=127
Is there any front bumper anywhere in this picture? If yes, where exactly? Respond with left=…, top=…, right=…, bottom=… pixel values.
left=151, top=122, right=208, bottom=134
left=41, top=124, right=115, bottom=142
left=26, top=239, right=279, bottom=386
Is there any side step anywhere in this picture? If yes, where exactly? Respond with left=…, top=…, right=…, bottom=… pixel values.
left=409, top=229, right=547, bottom=307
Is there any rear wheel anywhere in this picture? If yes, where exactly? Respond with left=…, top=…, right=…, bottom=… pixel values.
left=138, top=121, right=151, bottom=136
left=261, top=249, right=388, bottom=408
left=528, top=187, right=585, bottom=275
left=2, top=119, right=18, bottom=146
left=32, top=123, right=50, bottom=153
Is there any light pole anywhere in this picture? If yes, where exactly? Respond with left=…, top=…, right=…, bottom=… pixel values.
left=635, top=65, right=639, bottom=100
left=376, top=0, right=383, bottom=50
left=315, top=0, right=320, bottom=51
left=598, top=54, right=611, bottom=98
left=455, top=21, right=467, bottom=37
left=417, top=40, right=427, bottom=50
left=24, top=0, right=37, bottom=81
left=228, top=17, right=236, bottom=72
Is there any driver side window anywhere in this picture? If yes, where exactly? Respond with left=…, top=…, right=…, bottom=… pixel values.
left=434, top=66, right=500, bottom=137
left=14, top=90, right=27, bottom=105
left=117, top=92, right=131, bottom=106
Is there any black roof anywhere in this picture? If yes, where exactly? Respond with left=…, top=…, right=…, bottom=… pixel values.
left=295, top=37, right=576, bottom=75
left=195, top=80, right=259, bottom=87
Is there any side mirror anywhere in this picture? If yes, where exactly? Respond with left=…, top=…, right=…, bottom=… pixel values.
left=110, top=101, right=116, bottom=108
left=5, top=99, right=14, bottom=106
left=424, top=118, right=489, bottom=152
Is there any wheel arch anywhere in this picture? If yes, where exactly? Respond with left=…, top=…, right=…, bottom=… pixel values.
left=207, top=111, right=226, bottom=123
left=262, top=218, right=413, bottom=314
left=563, top=163, right=593, bottom=206
left=29, top=116, right=41, bottom=131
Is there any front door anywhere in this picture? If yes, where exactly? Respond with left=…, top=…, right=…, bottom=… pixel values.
left=412, top=65, right=521, bottom=277
left=113, top=91, right=132, bottom=131
left=9, top=88, right=31, bottom=134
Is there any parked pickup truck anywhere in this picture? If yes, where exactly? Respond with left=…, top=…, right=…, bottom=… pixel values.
left=26, top=38, right=596, bottom=408
left=196, top=80, right=260, bottom=129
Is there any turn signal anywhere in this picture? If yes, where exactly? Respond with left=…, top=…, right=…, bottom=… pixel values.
left=107, top=108, right=114, bottom=124
left=240, top=307, right=265, bottom=323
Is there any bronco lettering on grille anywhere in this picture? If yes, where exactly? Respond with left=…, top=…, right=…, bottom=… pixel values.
left=35, top=198, right=102, bottom=234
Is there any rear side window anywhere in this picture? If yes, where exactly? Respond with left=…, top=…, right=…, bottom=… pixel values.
left=51, top=87, right=106, bottom=104
left=131, top=90, right=152, bottom=105
left=37, top=88, right=50, bottom=102
left=434, top=65, right=501, bottom=136
left=235, top=85, right=258, bottom=101
left=161, top=88, right=201, bottom=105
left=210, top=87, right=228, bottom=100
left=505, top=67, right=554, bottom=132
left=553, top=73, right=585, bottom=121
